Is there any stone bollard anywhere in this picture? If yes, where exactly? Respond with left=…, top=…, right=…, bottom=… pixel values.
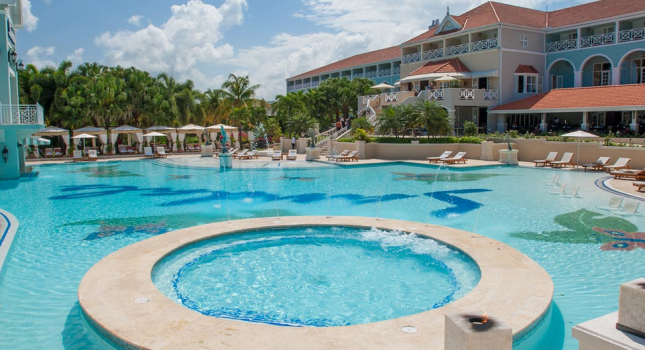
left=617, top=278, right=645, bottom=338
left=444, top=312, right=512, bottom=350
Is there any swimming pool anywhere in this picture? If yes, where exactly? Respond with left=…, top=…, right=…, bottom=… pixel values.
left=0, top=158, right=643, bottom=349
left=152, top=226, right=481, bottom=327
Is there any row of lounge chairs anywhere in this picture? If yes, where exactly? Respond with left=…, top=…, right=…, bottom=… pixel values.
left=44, top=148, right=64, bottom=157
left=596, top=196, right=641, bottom=216
left=326, top=150, right=360, bottom=162
left=534, top=152, right=576, bottom=168
left=185, top=144, right=202, bottom=152
left=144, top=146, right=167, bottom=158
left=534, top=152, right=633, bottom=172
left=72, top=150, right=98, bottom=162
left=427, top=151, right=467, bottom=164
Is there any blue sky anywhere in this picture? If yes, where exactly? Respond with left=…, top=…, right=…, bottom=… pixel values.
left=18, top=0, right=583, bottom=100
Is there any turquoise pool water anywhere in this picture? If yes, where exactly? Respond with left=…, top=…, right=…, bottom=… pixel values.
left=152, top=226, right=481, bottom=327
left=0, top=158, right=644, bottom=349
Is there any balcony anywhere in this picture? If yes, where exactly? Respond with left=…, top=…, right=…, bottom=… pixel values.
left=427, top=88, right=499, bottom=107
left=546, top=38, right=578, bottom=52
left=423, top=48, right=444, bottom=60
left=402, top=52, right=422, bottom=64
left=0, top=104, right=44, bottom=126
left=580, top=33, right=615, bottom=48
left=393, top=67, right=400, bottom=75
left=446, top=44, right=469, bottom=56
left=619, top=27, right=645, bottom=42
left=378, top=69, right=391, bottom=77
left=471, top=38, right=498, bottom=52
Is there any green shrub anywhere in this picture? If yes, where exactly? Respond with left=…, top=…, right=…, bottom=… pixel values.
left=463, top=121, right=478, bottom=137
left=354, top=128, right=371, bottom=142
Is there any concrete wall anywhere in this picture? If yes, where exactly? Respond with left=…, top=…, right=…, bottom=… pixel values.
left=333, top=141, right=508, bottom=161
left=501, top=27, right=545, bottom=53
left=500, top=51, right=546, bottom=104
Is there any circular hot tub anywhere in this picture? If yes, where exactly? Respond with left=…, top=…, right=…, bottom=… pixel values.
left=152, top=226, right=480, bottom=327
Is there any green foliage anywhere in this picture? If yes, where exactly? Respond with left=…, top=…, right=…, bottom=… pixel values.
left=354, top=128, right=371, bottom=142
left=372, top=137, right=483, bottom=144
left=350, top=117, right=373, bottom=135
left=508, top=130, right=520, bottom=138
left=375, top=107, right=404, bottom=138
left=462, top=121, right=478, bottom=137
left=286, top=114, right=316, bottom=136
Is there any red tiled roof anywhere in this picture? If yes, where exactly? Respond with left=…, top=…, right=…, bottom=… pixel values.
left=288, top=46, right=400, bottom=81
left=409, top=58, right=471, bottom=76
left=515, top=65, right=540, bottom=74
left=548, top=0, right=645, bottom=28
left=492, top=85, right=645, bottom=112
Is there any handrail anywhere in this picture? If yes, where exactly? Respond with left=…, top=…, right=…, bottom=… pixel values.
left=546, top=38, right=577, bottom=52
left=0, top=103, right=44, bottom=125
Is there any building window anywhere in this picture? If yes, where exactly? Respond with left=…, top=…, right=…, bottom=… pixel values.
left=517, top=75, right=540, bottom=93
left=631, top=59, right=645, bottom=84
left=567, top=32, right=578, bottom=40
left=520, top=34, right=529, bottom=48
left=593, top=63, right=612, bottom=86
left=551, top=75, right=564, bottom=89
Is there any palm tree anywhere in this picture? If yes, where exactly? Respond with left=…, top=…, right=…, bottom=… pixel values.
left=273, top=92, right=304, bottom=123
left=350, top=116, right=373, bottom=135
left=413, top=100, right=452, bottom=138
left=285, top=114, right=316, bottom=137
left=375, top=107, right=403, bottom=138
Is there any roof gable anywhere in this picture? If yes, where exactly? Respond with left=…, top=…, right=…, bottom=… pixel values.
left=435, top=10, right=463, bottom=34
left=409, top=58, right=472, bottom=77
left=515, top=65, right=540, bottom=74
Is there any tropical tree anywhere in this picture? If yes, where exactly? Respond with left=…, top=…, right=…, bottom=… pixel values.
left=350, top=116, right=373, bottom=135
left=413, top=100, right=452, bottom=137
left=375, top=107, right=404, bottom=138
left=285, top=113, right=316, bottom=137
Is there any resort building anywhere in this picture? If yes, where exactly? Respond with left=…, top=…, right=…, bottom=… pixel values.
left=286, top=0, right=645, bottom=134
left=0, top=0, right=44, bottom=180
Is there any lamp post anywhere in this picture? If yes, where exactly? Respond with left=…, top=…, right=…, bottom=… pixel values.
left=2, top=146, right=8, bottom=163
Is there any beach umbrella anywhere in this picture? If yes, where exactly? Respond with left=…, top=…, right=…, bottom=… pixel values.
left=143, top=132, right=165, bottom=148
left=371, top=83, right=395, bottom=90
left=562, top=130, right=599, bottom=168
left=434, top=76, right=458, bottom=82
left=71, top=133, right=97, bottom=152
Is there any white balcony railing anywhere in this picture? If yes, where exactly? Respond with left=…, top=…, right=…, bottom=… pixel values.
left=546, top=38, right=578, bottom=52
left=403, top=52, right=422, bottom=64
left=365, top=71, right=377, bottom=79
left=423, top=48, right=444, bottom=60
left=351, top=73, right=364, bottom=80
left=446, top=43, right=469, bottom=56
left=459, top=89, right=475, bottom=100
left=619, top=27, right=645, bottom=42
left=580, top=33, right=615, bottom=48
left=0, top=103, right=44, bottom=125
left=471, top=38, right=498, bottom=52
left=393, top=67, right=400, bottom=75
left=483, top=89, right=499, bottom=100
left=428, top=89, right=444, bottom=101
left=378, top=69, right=391, bottom=77
left=384, top=93, right=399, bottom=103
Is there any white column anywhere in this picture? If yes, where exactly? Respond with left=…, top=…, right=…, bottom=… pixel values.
left=581, top=111, right=589, bottom=131
left=611, top=67, right=621, bottom=85
left=577, top=28, right=582, bottom=47
left=496, top=114, right=507, bottom=132
left=574, top=71, right=583, bottom=87
left=540, top=113, right=548, bottom=132
left=448, top=110, right=456, bottom=135
left=630, top=111, right=639, bottom=132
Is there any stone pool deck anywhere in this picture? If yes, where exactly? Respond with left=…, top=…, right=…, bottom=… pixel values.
left=79, top=217, right=553, bottom=350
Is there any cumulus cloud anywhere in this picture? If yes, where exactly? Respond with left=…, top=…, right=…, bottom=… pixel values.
left=66, top=48, right=84, bottom=65
left=128, top=15, right=145, bottom=26
left=95, top=0, right=247, bottom=84
left=22, top=0, right=39, bottom=32
left=25, top=46, right=56, bottom=68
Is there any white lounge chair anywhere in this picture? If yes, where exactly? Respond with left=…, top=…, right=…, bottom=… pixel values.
left=336, top=150, right=359, bottom=162
left=550, top=152, right=574, bottom=168
left=440, top=152, right=467, bottom=164
left=238, top=150, right=258, bottom=160
left=287, top=149, right=297, bottom=160
left=634, top=182, right=645, bottom=192
left=562, top=186, right=580, bottom=198
left=88, top=150, right=98, bottom=162
left=617, top=201, right=640, bottom=216
left=596, top=196, right=623, bottom=211
left=582, top=157, right=610, bottom=171
left=428, top=151, right=452, bottom=163
left=327, top=150, right=350, bottom=160
left=603, top=158, right=631, bottom=172
left=44, top=148, right=54, bottom=158
left=118, top=144, right=127, bottom=154
left=72, top=150, right=83, bottom=163
left=144, top=147, right=155, bottom=159
left=542, top=174, right=560, bottom=186
left=549, top=184, right=567, bottom=195
left=272, top=151, right=282, bottom=161
left=156, top=147, right=168, bottom=158
left=233, top=149, right=249, bottom=159
left=534, top=152, right=558, bottom=167
left=53, top=148, right=63, bottom=157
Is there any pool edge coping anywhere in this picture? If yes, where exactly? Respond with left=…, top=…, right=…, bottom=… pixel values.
left=0, top=208, right=19, bottom=275
left=78, top=216, right=554, bottom=350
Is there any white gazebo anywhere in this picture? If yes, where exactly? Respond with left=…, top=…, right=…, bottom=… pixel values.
left=206, top=124, right=239, bottom=148
left=110, top=125, right=143, bottom=153
left=73, top=126, right=108, bottom=153
left=177, top=124, right=206, bottom=151
left=145, top=126, right=177, bottom=151
left=33, top=126, right=70, bottom=155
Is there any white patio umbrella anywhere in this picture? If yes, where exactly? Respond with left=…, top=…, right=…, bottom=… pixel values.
left=143, top=132, right=166, bottom=148
left=562, top=130, right=599, bottom=168
left=71, top=133, right=97, bottom=152
left=371, top=82, right=395, bottom=90
left=434, top=76, right=458, bottom=82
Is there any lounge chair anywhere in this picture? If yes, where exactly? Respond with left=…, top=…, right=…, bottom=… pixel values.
left=534, top=152, right=558, bottom=167
left=44, top=148, right=54, bottom=158
left=53, top=148, right=63, bottom=157
left=440, top=152, right=467, bottom=164
left=336, top=150, right=359, bottom=162
left=272, top=151, right=282, bottom=161
left=156, top=147, right=168, bottom=158
left=194, top=144, right=202, bottom=151
left=542, top=175, right=560, bottom=186
left=287, top=149, right=297, bottom=161
left=217, top=148, right=237, bottom=157
left=611, top=168, right=645, bottom=180
left=581, top=157, right=610, bottom=171
left=633, top=182, right=645, bottom=192
left=88, top=150, right=98, bottom=162
left=72, top=150, right=83, bottom=163
left=550, top=153, right=574, bottom=168
left=603, top=158, right=631, bottom=172
left=144, top=147, right=155, bottom=159
left=549, top=184, right=567, bottom=195
left=233, top=149, right=249, bottom=159
left=238, top=150, right=258, bottom=160
left=118, top=144, right=127, bottom=154
left=428, top=151, right=453, bottom=163
left=327, top=150, right=350, bottom=160
left=596, top=196, right=623, bottom=211
left=617, top=201, right=640, bottom=216
left=186, top=144, right=195, bottom=152
left=127, top=146, right=136, bottom=154
left=562, top=186, right=580, bottom=198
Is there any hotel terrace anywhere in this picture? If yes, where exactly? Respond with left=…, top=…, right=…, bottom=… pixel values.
left=287, top=0, right=645, bottom=135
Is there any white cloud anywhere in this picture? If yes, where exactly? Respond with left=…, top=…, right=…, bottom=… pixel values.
left=128, top=15, right=145, bottom=26
left=25, top=46, right=56, bottom=68
left=95, top=0, right=246, bottom=87
left=66, top=48, right=84, bottom=65
left=22, top=0, right=39, bottom=32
